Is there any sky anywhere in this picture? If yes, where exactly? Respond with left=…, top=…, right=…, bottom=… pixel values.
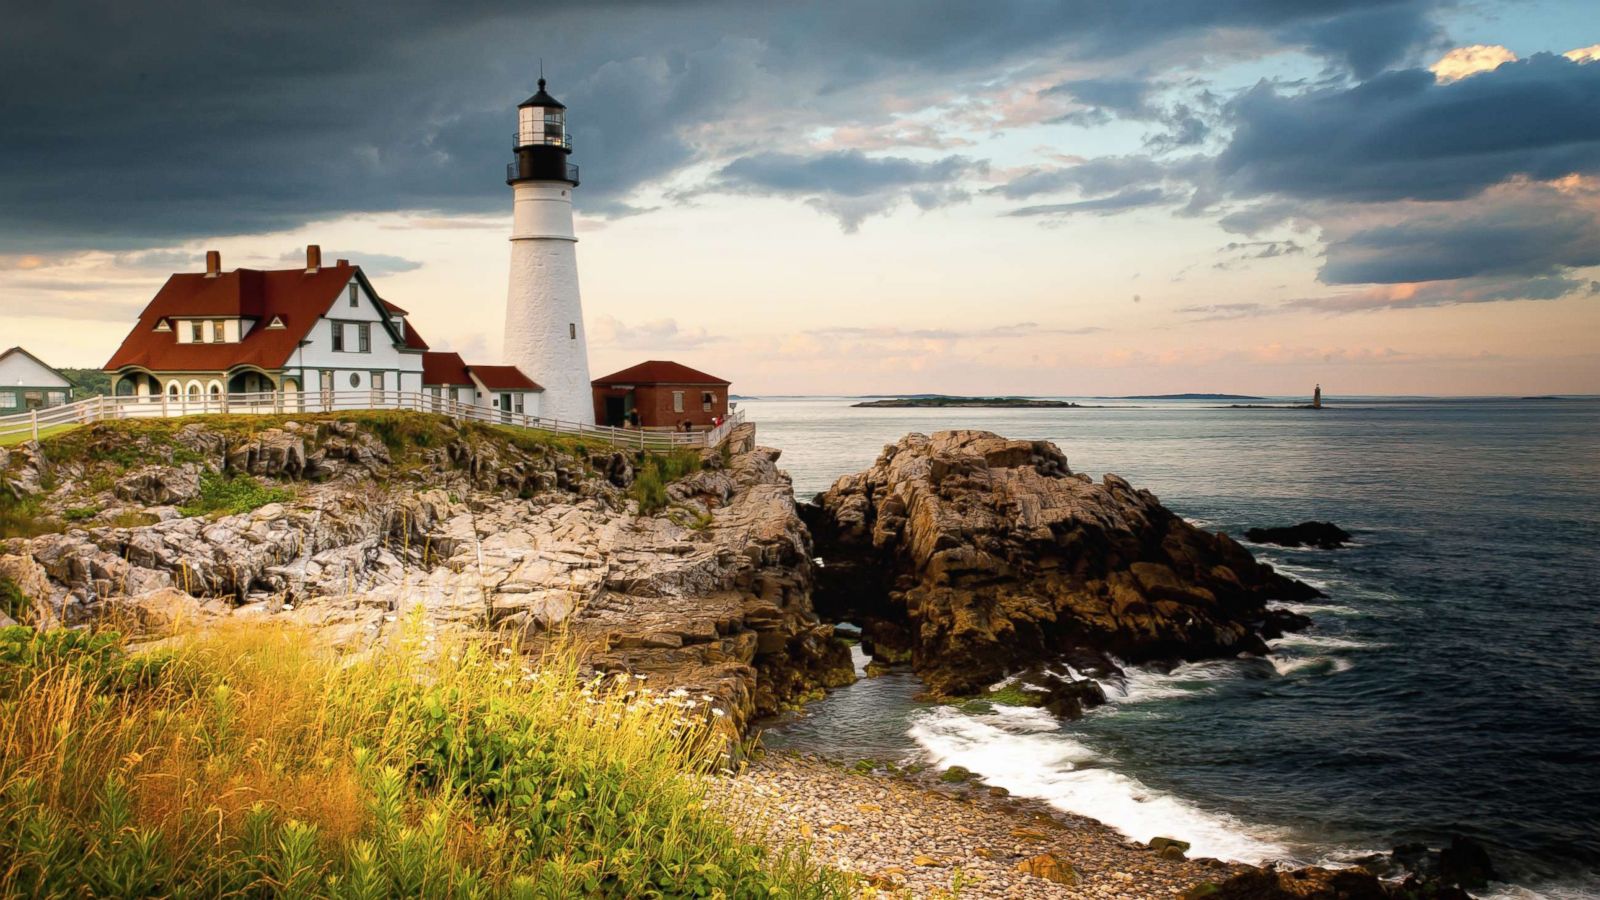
left=2, top=0, right=1598, bottom=396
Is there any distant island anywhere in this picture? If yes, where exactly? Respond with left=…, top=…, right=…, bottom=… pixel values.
left=1114, top=393, right=1265, bottom=400
left=852, top=396, right=1082, bottom=408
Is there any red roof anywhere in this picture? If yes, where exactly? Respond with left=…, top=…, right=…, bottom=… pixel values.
left=382, top=299, right=409, bottom=316
left=401, top=320, right=430, bottom=350
left=422, top=351, right=472, bottom=386
left=592, top=360, right=730, bottom=387
left=470, top=365, right=542, bottom=391
left=105, top=263, right=402, bottom=372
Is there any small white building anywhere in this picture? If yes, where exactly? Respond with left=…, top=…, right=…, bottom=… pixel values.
left=0, top=347, right=74, bottom=412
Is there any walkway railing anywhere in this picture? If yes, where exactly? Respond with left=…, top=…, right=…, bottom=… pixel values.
left=0, top=390, right=746, bottom=453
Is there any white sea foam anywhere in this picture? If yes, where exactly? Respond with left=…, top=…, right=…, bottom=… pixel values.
left=1273, top=601, right=1361, bottom=617
left=1482, top=880, right=1600, bottom=900
left=1100, top=659, right=1240, bottom=705
left=1269, top=655, right=1354, bottom=676
left=1270, top=633, right=1378, bottom=651
left=849, top=644, right=870, bottom=677
left=908, top=705, right=1294, bottom=864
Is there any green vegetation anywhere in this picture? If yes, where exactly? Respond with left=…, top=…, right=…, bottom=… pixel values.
left=938, top=765, right=974, bottom=784
left=0, top=575, right=28, bottom=624
left=0, top=424, right=78, bottom=448
left=178, top=471, right=294, bottom=518
left=0, top=622, right=842, bottom=898
left=0, top=495, right=54, bottom=540
left=59, top=369, right=111, bottom=398
left=631, top=449, right=705, bottom=515
left=978, top=684, right=1044, bottom=708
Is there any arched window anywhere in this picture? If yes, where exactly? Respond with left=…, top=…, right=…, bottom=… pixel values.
left=208, top=381, right=222, bottom=398
left=187, top=381, right=202, bottom=399
left=167, top=382, right=180, bottom=399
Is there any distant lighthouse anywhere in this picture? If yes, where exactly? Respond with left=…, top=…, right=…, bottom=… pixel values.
left=1312, top=384, right=1323, bottom=409
left=503, top=78, right=593, bottom=424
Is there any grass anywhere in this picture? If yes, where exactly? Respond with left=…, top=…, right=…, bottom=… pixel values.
left=0, top=424, right=78, bottom=448
left=178, top=471, right=295, bottom=518
left=0, top=575, right=27, bottom=624
left=0, top=495, right=55, bottom=540
left=631, top=449, right=706, bottom=516
left=0, top=621, right=844, bottom=898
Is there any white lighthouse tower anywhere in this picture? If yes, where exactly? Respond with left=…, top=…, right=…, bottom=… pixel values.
left=503, top=78, right=593, bottom=424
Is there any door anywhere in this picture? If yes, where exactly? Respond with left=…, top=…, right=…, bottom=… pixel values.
left=604, top=396, right=626, bottom=427
left=499, top=393, right=513, bottom=423
left=319, top=371, right=334, bottom=410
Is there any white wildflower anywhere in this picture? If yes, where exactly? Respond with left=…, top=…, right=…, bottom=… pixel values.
left=711, top=708, right=726, bottom=717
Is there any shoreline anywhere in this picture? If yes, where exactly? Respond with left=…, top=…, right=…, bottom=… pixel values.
left=723, top=750, right=1250, bottom=898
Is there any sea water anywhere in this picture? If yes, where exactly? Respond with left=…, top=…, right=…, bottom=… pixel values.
left=748, top=396, right=1600, bottom=898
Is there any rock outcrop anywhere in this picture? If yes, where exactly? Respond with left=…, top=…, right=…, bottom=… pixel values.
left=0, top=415, right=851, bottom=729
left=1246, top=521, right=1352, bottom=550
left=804, top=430, right=1319, bottom=698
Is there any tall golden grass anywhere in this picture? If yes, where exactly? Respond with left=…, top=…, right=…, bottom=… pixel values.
left=0, top=620, right=841, bottom=898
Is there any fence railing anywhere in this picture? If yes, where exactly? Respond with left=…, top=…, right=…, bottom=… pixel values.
left=0, top=390, right=746, bottom=453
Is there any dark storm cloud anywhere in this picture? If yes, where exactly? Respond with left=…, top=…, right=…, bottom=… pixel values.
left=1320, top=194, right=1600, bottom=284
left=1217, top=54, right=1600, bottom=203
left=714, top=152, right=977, bottom=198
left=0, top=0, right=1447, bottom=250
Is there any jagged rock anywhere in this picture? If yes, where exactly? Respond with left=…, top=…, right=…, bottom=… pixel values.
left=3, top=417, right=852, bottom=732
left=1246, top=521, right=1352, bottom=549
left=114, top=464, right=201, bottom=506
left=807, top=430, right=1319, bottom=698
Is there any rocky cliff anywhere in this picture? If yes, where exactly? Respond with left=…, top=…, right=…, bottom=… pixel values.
left=0, top=414, right=851, bottom=728
left=803, top=430, right=1317, bottom=700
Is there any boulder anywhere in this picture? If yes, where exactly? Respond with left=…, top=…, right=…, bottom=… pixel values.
left=808, top=430, right=1320, bottom=698
left=114, top=464, right=201, bottom=506
left=1245, top=522, right=1352, bottom=549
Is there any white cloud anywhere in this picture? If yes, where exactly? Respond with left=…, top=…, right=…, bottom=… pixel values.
left=1565, top=44, right=1600, bottom=64
left=1429, top=44, right=1518, bottom=83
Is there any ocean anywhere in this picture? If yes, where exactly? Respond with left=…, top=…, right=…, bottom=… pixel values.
left=744, top=396, right=1600, bottom=899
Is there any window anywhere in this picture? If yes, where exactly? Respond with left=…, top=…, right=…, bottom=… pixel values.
left=154, top=319, right=171, bottom=332
left=267, top=316, right=285, bottom=329
left=0, top=392, right=15, bottom=409
left=191, top=321, right=204, bottom=342
left=672, top=391, right=684, bottom=413
left=357, top=323, right=371, bottom=353
left=331, top=322, right=344, bottom=352
left=47, top=391, right=66, bottom=406
left=349, top=372, right=361, bottom=388
left=702, top=391, right=715, bottom=412
left=370, top=371, right=384, bottom=392
left=213, top=320, right=225, bottom=343
left=167, top=383, right=180, bottom=399
left=187, top=383, right=201, bottom=399
left=349, top=283, right=359, bottom=307
left=569, top=323, right=576, bottom=340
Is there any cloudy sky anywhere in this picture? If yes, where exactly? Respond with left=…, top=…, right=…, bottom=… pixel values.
left=3, top=0, right=1598, bottom=395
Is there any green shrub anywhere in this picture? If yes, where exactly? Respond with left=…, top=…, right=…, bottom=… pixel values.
left=62, top=507, right=96, bottom=523
left=0, top=622, right=843, bottom=898
left=630, top=450, right=704, bottom=516
left=0, top=577, right=28, bottom=624
left=178, top=471, right=293, bottom=518
left=0, top=495, right=55, bottom=540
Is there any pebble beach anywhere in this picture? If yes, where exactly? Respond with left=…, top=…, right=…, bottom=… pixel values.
left=722, top=753, right=1248, bottom=898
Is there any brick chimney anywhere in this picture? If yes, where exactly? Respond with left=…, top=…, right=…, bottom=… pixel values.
left=306, top=244, right=322, bottom=273
left=205, top=250, right=221, bottom=278
left=335, top=258, right=349, bottom=268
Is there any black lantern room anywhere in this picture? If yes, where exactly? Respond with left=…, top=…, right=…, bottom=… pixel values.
left=507, top=78, right=579, bottom=186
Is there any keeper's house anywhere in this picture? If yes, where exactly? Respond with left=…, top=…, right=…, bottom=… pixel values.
left=104, top=246, right=540, bottom=416
left=0, top=347, right=74, bottom=412
left=591, top=360, right=730, bottom=430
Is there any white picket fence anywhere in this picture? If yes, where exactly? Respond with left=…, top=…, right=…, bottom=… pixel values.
left=0, top=390, right=746, bottom=452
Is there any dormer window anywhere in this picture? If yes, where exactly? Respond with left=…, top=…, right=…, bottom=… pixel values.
left=266, top=316, right=285, bottom=330
left=212, top=320, right=225, bottom=343
left=349, top=283, right=358, bottom=307
left=154, top=319, right=171, bottom=332
left=190, top=321, right=203, bottom=342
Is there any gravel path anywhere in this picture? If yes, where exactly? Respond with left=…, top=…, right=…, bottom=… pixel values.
left=720, top=752, right=1251, bottom=899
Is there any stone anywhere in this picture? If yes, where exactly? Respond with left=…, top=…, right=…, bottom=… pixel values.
left=1245, top=521, right=1352, bottom=549
left=913, top=855, right=941, bottom=867
left=114, top=464, right=201, bottom=506
left=806, top=430, right=1319, bottom=701
left=1015, top=853, right=1078, bottom=884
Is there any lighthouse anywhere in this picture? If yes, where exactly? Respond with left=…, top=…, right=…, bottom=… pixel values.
left=503, top=78, right=593, bottom=424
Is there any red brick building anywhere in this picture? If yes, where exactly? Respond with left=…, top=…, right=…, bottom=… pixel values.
left=591, top=360, right=731, bottom=430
